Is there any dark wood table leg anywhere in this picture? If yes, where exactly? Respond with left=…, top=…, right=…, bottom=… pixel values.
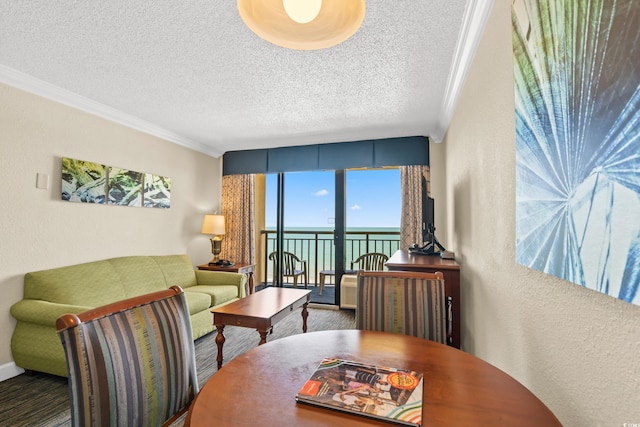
left=248, top=272, right=255, bottom=294
left=258, top=328, right=269, bottom=345
left=215, top=325, right=225, bottom=370
left=301, top=302, right=308, bottom=333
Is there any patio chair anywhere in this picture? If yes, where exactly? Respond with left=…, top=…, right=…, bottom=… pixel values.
left=56, top=285, right=198, bottom=427
left=356, top=270, right=449, bottom=344
left=318, top=252, right=389, bottom=296
left=350, top=252, right=389, bottom=271
left=268, top=251, right=308, bottom=288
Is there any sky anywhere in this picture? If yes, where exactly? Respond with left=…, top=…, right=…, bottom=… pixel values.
left=265, top=169, right=401, bottom=229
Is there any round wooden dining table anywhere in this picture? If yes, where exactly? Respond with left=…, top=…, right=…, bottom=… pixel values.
left=185, top=330, right=561, bottom=426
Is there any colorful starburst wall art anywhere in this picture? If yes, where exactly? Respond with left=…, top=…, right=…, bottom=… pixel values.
left=512, top=0, right=640, bottom=306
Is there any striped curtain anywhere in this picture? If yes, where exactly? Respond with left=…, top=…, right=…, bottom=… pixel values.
left=399, top=165, right=431, bottom=250
left=221, top=174, right=255, bottom=264
left=356, top=272, right=447, bottom=343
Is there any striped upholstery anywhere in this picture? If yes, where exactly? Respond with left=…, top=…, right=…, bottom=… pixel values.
left=356, top=271, right=448, bottom=344
left=57, top=286, right=198, bottom=427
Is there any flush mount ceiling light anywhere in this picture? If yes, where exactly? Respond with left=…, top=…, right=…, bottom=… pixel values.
left=237, top=0, right=366, bottom=50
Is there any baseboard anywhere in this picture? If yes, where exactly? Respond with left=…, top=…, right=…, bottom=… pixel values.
left=0, top=362, right=25, bottom=382
left=308, top=303, right=339, bottom=310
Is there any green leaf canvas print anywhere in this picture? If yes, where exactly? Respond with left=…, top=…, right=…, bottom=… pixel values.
left=144, top=173, right=171, bottom=208
left=108, top=167, right=143, bottom=207
left=61, top=157, right=106, bottom=204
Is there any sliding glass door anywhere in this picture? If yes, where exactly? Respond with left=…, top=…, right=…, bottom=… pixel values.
left=265, top=171, right=338, bottom=303
left=264, top=168, right=401, bottom=305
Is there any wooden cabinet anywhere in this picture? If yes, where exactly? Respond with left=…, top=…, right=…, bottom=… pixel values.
left=386, top=250, right=461, bottom=348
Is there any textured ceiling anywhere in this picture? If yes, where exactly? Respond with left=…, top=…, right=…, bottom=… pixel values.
left=0, top=1, right=493, bottom=157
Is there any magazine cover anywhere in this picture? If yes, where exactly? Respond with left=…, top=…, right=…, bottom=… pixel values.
left=295, top=358, right=423, bottom=426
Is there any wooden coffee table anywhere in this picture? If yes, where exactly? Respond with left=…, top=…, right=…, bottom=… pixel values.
left=212, top=287, right=311, bottom=369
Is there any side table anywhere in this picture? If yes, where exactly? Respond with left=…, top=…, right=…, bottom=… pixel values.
left=197, top=263, right=256, bottom=295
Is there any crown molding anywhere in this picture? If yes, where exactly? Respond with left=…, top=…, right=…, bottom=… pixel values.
left=431, top=0, right=494, bottom=143
left=0, top=65, right=222, bottom=158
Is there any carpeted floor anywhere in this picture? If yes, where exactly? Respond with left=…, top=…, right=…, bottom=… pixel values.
left=257, top=283, right=337, bottom=305
left=0, top=307, right=355, bottom=427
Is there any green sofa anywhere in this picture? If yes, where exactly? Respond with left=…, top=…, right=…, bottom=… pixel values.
left=10, top=254, right=247, bottom=377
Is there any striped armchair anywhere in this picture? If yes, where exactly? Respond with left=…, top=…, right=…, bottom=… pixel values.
left=356, top=270, right=449, bottom=344
left=56, top=285, right=198, bottom=427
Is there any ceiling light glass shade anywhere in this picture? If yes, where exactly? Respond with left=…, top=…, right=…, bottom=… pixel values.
left=283, top=0, right=322, bottom=24
left=237, top=0, right=366, bottom=51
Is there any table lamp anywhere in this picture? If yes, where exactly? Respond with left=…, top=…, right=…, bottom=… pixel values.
left=201, top=214, right=225, bottom=263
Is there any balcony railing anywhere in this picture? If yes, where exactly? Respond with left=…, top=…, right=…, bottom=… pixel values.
left=260, top=229, right=401, bottom=286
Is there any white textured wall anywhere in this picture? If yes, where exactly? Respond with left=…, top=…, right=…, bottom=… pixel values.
left=439, top=2, right=640, bottom=425
left=0, top=83, right=222, bottom=378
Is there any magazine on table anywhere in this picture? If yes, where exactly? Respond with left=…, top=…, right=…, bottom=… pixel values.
left=295, top=357, right=424, bottom=426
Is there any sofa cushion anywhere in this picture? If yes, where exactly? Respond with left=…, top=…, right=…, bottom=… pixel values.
left=24, top=261, right=127, bottom=306
left=183, top=291, right=212, bottom=315
left=152, top=255, right=198, bottom=289
left=107, top=256, right=169, bottom=297
left=187, top=285, right=239, bottom=307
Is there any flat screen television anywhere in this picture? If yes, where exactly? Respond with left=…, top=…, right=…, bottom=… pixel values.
left=422, top=175, right=435, bottom=245
left=409, top=175, right=445, bottom=255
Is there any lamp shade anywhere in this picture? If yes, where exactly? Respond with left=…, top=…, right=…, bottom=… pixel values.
left=237, top=0, right=366, bottom=51
left=201, top=214, right=225, bottom=235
